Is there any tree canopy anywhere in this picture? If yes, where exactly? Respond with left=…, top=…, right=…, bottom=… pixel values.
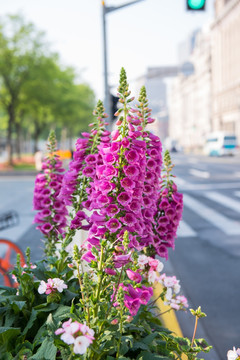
left=0, top=14, right=95, bottom=164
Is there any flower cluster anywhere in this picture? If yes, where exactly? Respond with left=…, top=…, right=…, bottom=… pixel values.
left=151, top=150, right=183, bottom=260
left=58, top=101, right=109, bottom=234
left=44, top=69, right=190, bottom=359
left=159, top=273, right=188, bottom=310
left=122, top=283, right=153, bottom=316
left=38, top=278, right=67, bottom=294
left=33, top=131, right=68, bottom=254
left=55, top=319, right=94, bottom=355
left=137, top=254, right=164, bottom=283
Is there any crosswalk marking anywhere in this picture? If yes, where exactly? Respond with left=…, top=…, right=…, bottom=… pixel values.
left=177, top=220, right=197, bottom=237
left=204, top=191, right=240, bottom=214
left=178, top=181, right=240, bottom=191
left=183, top=193, right=240, bottom=235
left=189, top=169, right=210, bottom=178
left=234, top=191, right=240, bottom=198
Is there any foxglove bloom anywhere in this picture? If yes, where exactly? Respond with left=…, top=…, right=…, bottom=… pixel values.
left=33, top=131, right=68, bottom=253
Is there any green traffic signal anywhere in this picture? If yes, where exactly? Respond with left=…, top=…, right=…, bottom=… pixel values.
left=187, top=0, right=206, bottom=10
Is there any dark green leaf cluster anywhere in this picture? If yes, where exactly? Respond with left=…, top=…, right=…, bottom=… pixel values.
left=0, top=251, right=79, bottom=359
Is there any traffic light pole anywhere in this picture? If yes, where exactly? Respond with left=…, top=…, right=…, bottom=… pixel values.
left=102, top=2, right=110, bottom=121
left=101, top=0, right=144, bottom=123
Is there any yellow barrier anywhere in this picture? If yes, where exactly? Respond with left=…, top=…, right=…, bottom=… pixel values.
left=55, top=150, right=72, bottom=160
left=154, top=282, right=188, bottom=360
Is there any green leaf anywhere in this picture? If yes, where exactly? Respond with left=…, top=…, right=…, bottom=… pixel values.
left=137, top=352, right=171, bottom=360
left=29, top=338, right=57, bottom=360
left=22, top=309, right=38, bottom=335
left=142, top=333, right=158, bottom=345
left=11, top=300, right=26, bottom=313
left=34, top=303, right=58, bottom=312
left=0, top=327, right=21, bottom=349
left=0, top=327, right=21, bottom=335
left=194, top=338, right=212, bottom=353
left=53, top=305, right=71, bottom=321
left=0, top=352, right=13, bottom=360
left=3, top=310, right=15, bottom=327
left=120, top=340, right=129, bottom=355
left=132, top=342, right=150, bottom=351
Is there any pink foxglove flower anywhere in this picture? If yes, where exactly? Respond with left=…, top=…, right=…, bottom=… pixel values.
left=126, top=269, right=142, bottom=283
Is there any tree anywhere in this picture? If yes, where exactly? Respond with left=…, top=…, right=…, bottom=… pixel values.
left=0, top=14, right=48, bottom=165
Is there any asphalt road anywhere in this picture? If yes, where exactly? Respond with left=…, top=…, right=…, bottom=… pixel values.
left=0, top=153, right=240, bottom=359
left=167, top=152, right=240, bottom=360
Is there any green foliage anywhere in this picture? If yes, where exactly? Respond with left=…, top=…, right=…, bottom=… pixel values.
left=0, top=13, right=95, bottom=162
left=0, top=250, right=78, bottom=359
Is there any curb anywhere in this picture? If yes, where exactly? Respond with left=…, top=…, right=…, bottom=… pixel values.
left=0, top=171, right=37, bottom=176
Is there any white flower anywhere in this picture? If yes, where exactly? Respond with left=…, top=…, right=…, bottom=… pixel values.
left=148, top=270, right=157, bottom=284
left=61, top=332, right=75, bottom=345
left=173, top=282, right=181, bottom=294
left=227, top=347, right=240, bottom=360
left=170, top=299, right=180, bottom=310
left=38, top=280, right=47, bottom=294
left=73, top=336, right=91, bottom=355
left=165, top=287, right=173, bottom=301
left=157, top=261, right=164, bottom=273
left=138, top=255, right=148, bottom=269
left=164, top=276, right=177, bottom=288
left=52, top=278, right=68, bottom=292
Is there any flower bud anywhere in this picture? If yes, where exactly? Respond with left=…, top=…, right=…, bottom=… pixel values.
left=126, top=316, right=133, bottom=323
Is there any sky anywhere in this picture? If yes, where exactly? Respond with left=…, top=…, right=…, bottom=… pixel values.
left=0, top=0, right=215, bottom=101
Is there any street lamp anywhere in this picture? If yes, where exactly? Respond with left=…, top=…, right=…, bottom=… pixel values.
left=101, top=0, right=144, bottom=122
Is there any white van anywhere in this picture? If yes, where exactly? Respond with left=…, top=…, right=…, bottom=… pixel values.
left=204, top=132, right=238, bottom=156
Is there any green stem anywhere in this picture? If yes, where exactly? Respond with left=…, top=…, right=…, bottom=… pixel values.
left=94, top=246, right=104, bottom=318
left=116, top=307, right=123, bottom=359
left=67, top=353, right=73, bottom=360
left=105, top=267, right=123, bottom=320
left=76, top=260, right=87, bottom=313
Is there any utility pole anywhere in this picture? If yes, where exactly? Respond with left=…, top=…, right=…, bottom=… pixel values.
left=101, top=0, right=145, bottom=121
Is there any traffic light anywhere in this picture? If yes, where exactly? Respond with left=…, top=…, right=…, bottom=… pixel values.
left=187, top=0, right=206, bottom=10
left=110, top=94, right=119, bottom=121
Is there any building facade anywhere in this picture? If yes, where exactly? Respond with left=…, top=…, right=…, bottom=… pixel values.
left=169, top=28, right=212, bottom=151
left=211, top=0, right=240, bottom=141
left=169, top=0, right=240, bottom=151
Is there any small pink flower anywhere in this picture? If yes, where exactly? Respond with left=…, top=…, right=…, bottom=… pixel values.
left=126, top=269, right=142, bottom=283
left=81, top=250, right=96, bottom=263
left=105, top=268, right=117, bottom=275
left=111, top=129, right=120, bottom=140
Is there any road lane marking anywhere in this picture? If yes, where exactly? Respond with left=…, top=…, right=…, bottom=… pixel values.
left=174, top=176, right=188, bottom=186
left=189, top=169, right=210, bottom=178
left=234, top=172, right=240, bottom=177
left=177, top=220, right=197, bottom=237
left=179, top=182, right=240, bottom=191
left=183, top=193, right=240, bottom=235
left=204, top=191, right=240, bottom=214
